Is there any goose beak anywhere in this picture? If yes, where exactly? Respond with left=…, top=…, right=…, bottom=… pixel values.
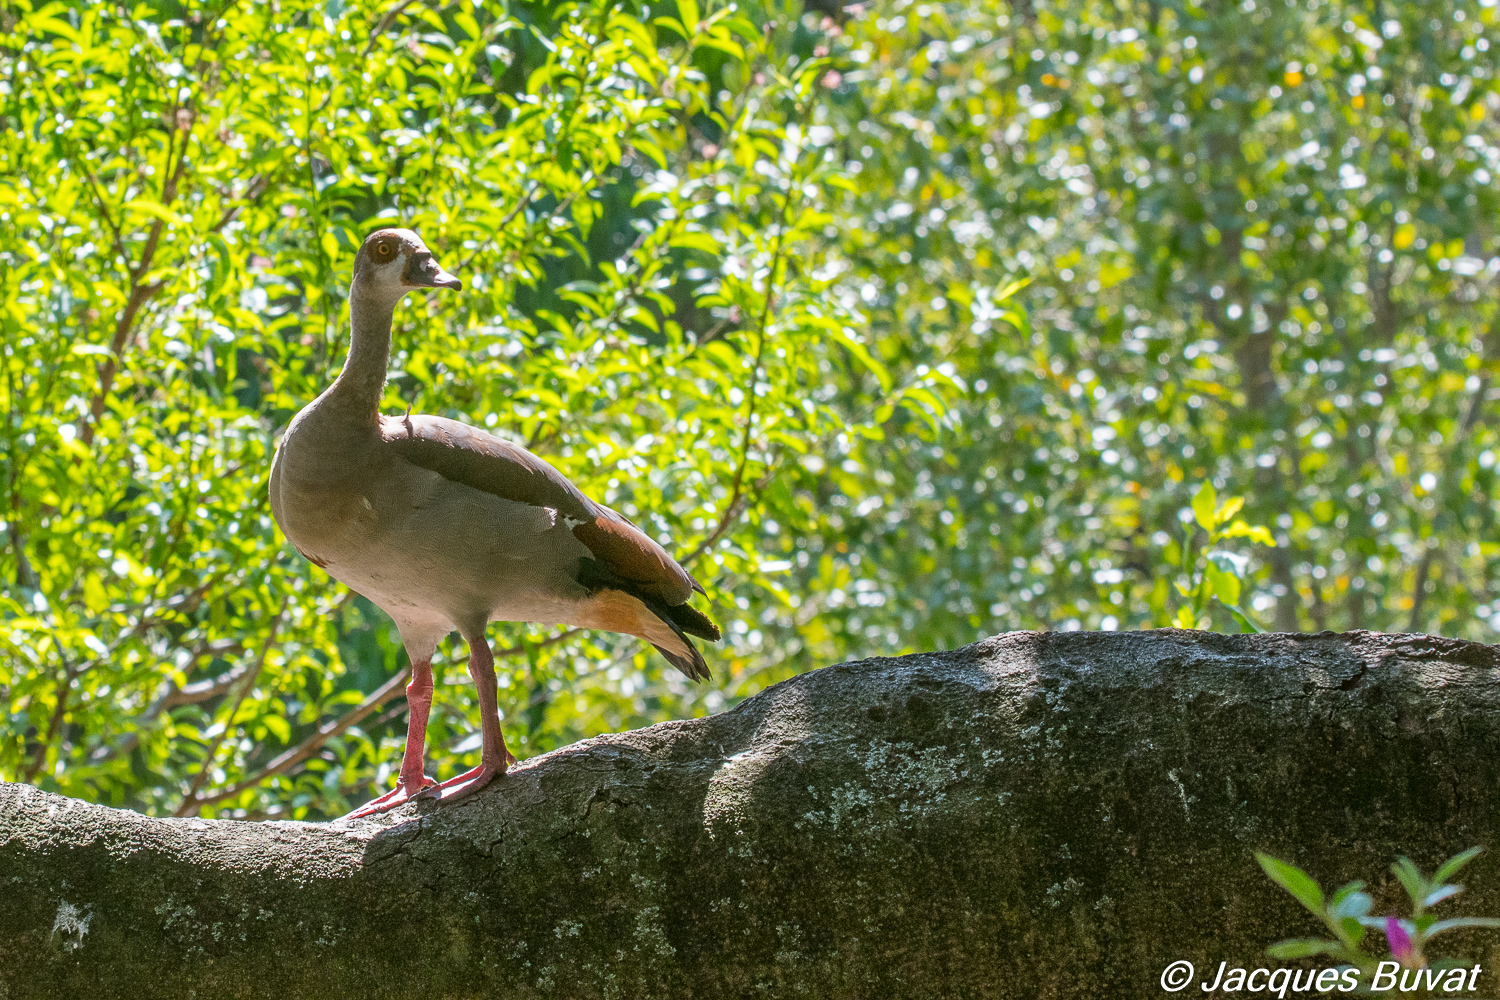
left=407, top=252, right=462, bottom=290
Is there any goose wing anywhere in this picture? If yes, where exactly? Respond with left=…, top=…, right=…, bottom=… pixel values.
left=381, top=413, right=706, bottom=607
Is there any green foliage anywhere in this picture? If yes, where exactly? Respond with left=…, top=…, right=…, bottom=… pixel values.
left=1169, top=482, right=1274, bottom=630
left=1259, top=848, right=1500, bottom=993
left=0, top=0, right=883, bottom=817
left=3, top=0, right=1500, bottom=819
left=787, top=0, right=1500, bottom=652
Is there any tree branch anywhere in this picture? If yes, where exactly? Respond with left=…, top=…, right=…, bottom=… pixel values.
left=11, top=634, right=1500, bottom=992
left=161, top=653, right=257, bottom=708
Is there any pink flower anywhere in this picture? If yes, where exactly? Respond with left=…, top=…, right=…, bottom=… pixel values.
left=1386, top=917, right=1416, bottom=966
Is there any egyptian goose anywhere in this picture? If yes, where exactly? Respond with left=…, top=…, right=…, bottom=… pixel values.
left=269, top=228, right=719, bottom=818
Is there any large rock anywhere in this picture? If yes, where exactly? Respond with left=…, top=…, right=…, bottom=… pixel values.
left=4, top=630, right=1500, bottom=999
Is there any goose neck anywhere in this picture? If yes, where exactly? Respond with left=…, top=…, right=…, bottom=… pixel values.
left=329, top=287, right=396, bottom=415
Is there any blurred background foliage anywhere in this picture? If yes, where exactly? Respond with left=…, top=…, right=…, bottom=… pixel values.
left=1, top=0, right=1497, bottom=818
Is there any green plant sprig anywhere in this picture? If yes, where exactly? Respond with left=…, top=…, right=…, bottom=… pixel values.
left=1169, top=481, right=1276, bottom=632
left=1258, top=848, right=1500, bottom=997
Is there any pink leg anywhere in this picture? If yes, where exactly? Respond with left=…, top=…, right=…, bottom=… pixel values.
left=345, top=659, right=439, bottom=819
left=421, top=636, right=514, bottom=805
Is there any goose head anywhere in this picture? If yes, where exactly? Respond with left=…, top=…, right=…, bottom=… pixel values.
left=352, top=228, right=461, bottom=304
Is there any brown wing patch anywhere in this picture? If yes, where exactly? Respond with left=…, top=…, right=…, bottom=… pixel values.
left=383, top=415, right=591, bottom=519
left=571, top=515, right=693, bottom=606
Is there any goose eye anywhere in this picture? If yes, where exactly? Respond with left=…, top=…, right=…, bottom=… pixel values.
left=376, top=243, right=393, bottom=259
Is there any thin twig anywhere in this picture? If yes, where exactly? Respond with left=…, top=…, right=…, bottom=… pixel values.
left=1406, top=313, right=1496, bottom=631
left=209, top=171, right=273, bottom=234
left=81, top=108, right=196, bottom=445
left=188, top=663, right=412, bottom=812
left=1457, top=316, right=1498, bottom=440
left=678, top=313, right=736, bottom=361
left=472, top=179, right=550, bottom=265
left=685, top=466, right=777, bottom=570
left=344, top=0, right=512, bottom=116
left=22, top=634, right=77, bottom=784
left=184, top=629, right=581, bottom=810
left=1407, top=545, right=1438, bottom=634
left=495, top=627, right=580, bottom=660
left=525, top=420, right=559, bottom=452
left=459, top=173, right=592, bottom=271
left=173, top=606, right=285, bottom=815
left=499, top=183, right=543, bottom=229
left=363, top=0, right=423, bottom=57
left=89, top=638, right=250, bottom=765
left=681, top=133, right=804, bottom=566
left=76, top=154, right=130, bottom=264
left=78, top=570, right=234, bottom=682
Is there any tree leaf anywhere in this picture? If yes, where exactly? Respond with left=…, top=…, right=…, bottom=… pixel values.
left=669, top=231, right=721, bottom=255
left=1391, top=857, right=1428, bottom=906
left=1433, top=847, right=1484, bottom=885
left=1257, top=853, right=1326, bottom=917
left=1266, top=938, right=1343, bottom=959
left=1192, top=482, right=1216, bottom=533
left=1204, top=561, right=1241, bottom=606
left=1215, top=496, right=1245, bottom=524
left=1425, top=917, right=1500, bottom=938
left=1221, top=521, right=1276, bottom=546
left=1218, top=600, right=1264, bottom=634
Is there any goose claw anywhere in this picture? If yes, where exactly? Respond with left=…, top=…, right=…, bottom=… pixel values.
left=344, top=775, right=438, bottom=819
left=417, top=761, right=507, bottom=804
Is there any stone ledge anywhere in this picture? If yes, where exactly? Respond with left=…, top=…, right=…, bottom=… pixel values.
left=3, top=629, right=1499, bottom=999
